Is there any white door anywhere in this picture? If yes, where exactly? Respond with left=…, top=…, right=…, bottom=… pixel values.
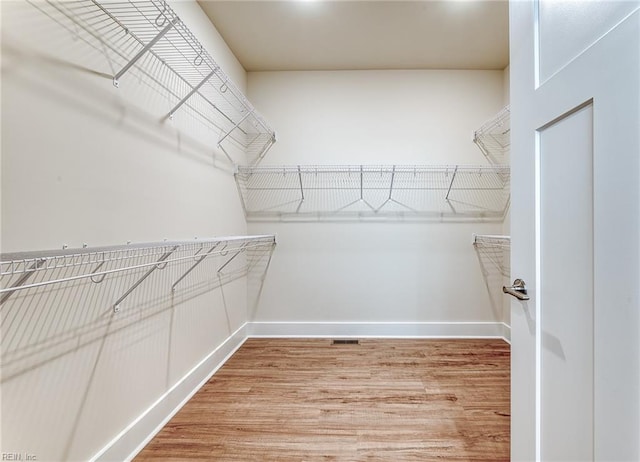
left=509, top=1, right=640, bottom=461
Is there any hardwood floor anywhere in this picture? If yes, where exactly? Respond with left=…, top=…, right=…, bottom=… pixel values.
left=135, top=339, right=510, bottom=461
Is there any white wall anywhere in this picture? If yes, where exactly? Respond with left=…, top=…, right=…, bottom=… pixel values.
left=247, top=70, right=509, bottom=333
left=251, top=70, right=504, bottom=165
left=1, top=1, right=250, bottom=460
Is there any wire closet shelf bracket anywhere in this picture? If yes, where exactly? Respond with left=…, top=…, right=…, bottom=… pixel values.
left=235, top=164, right=510, bottom=221
left=0, top=235, right=276, bottom=312
left=47, top=0, right=276, bottom=165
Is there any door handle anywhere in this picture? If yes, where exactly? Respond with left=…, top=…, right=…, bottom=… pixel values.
left=503, top=278, right=530, bottom=300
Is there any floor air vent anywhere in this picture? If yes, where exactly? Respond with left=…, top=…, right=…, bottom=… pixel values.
left=332, top=339, right=360, bottom=345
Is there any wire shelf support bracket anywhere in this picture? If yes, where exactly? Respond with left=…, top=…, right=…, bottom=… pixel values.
left=112, top=16, right=180, bottom=88
left=112, top=245, right=178, bottom=313
left=0, top=259, right=46, bottom=306
left=217, top=243, right=247, bottom=273
left=171, top=242, right=219, bottom=291
left=167, top=68, right=218, bottom=119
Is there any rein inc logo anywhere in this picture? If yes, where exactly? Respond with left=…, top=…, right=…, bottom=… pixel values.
left=2, top=453, right=37, bottom=461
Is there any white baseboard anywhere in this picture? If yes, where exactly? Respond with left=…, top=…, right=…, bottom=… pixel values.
left=248, top=321, right=511, bottom=342
left=91, top=323, right=248, bottom=462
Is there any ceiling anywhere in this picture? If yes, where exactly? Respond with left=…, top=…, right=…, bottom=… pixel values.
left=197, top=0, right=509, bottom=72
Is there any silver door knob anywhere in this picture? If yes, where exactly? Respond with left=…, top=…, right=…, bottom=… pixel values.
left=503, top=278, right=530, bottom=300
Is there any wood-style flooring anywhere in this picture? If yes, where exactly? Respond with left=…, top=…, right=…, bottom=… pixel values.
left=135, top=338, right=510, bottom=461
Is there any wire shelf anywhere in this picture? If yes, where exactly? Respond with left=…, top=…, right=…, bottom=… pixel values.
left=473, top=106, right=510, bottom=165
left=0, top=235, right=276, bottom=311
left=41, top=0, right=275, bottom=165
left=235, top=164, right=510, bottom=221
left=0, top=235, right=275, bottom=382
left=473, top=234, right=510, bottom=277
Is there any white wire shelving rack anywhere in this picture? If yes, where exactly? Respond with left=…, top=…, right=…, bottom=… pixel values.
left=235, top=164, right=510, bottom=221
left=473, top=105, right=510, bottom=165
left=0, top=235, right=275, bottom=382
left=473, top=234, right=510, bottom=277
left=39, top=0, right=275, bottom=165
left=0, top=235, right=276, bottom=312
